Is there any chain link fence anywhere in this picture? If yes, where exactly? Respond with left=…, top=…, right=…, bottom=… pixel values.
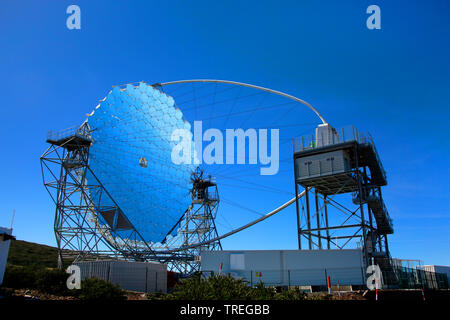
left=202, top=265, right=449, bottom=290
left=203, top=267, right=365, bottom=288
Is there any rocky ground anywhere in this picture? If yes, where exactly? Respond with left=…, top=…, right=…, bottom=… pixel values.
left=3, top=287, right=447, bottom=301
left=0, top=287, right=150, bottom=300
left=1, top=287, right=368, bottom=301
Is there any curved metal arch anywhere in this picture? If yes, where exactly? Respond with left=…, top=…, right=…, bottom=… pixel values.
left=147, top=79, right=326, bottom=254
left=155, top=79, right=328, bottom=125
left=152, top=189, right=307, bottom=254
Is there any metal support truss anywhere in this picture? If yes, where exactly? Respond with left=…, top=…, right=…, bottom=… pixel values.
left=294, top=145, right=392, bottom=271
left=41, top=123, right=222, bottom=274
left=162, top=168, right=222, bottom=274
left=40, top=123, right=158, bottom=268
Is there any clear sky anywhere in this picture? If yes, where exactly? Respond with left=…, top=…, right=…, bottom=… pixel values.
left=0, top=1, right=449, bottom=265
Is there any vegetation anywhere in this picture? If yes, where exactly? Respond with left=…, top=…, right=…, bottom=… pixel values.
left=2, top=265, right=38, bottom=290
left=76, top=278, right=126, bottom=300
left=2, top=265, right=126, bottom=300
left=34, top=268, right=71, bottom=296
left=6, top=240, right=59, bottom=269
left=3, top=240, right=123, bottom=300
left=2, top=240, right=320, bottom=301
left=148, top=274, right=307, bottom=300
left=3, top=265, right=70, bottom=295
left=3, top=239, right=72, bottom=296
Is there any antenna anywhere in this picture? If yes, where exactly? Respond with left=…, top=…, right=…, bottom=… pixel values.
left=10, top=209, right=15, bottom=230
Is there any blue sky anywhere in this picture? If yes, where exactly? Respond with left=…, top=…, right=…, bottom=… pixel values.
left=0, top=1, right=449, bottom=265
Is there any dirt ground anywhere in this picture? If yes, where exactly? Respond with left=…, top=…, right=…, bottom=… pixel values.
left=0, top=288, right=149, bottom=300
left=2, top=288, right=78, bottom=300
left=1, top=287, right=366, bottom=300
left=2, top=288, right=448, bottom=301
left=307, top=291, right=366, bottom=300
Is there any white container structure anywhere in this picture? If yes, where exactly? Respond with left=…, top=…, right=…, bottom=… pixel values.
left=201, top=249, right=365, bottom=287
left=0, top=226, right=14, bottom=286
left=74, top=260, right=167, bottom=293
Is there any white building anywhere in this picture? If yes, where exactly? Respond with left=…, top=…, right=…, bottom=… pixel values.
left=74, top=260, right=168, bottom=293
left=0, top=226, right=14, bottom=286
left=201, top=249, right=365, bottom=287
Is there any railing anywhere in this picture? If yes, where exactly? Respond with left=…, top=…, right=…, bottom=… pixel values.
left=47, top=124, right=90, bottom=142
left=357, top=187, right=393, bottom=232
left=363, top=133, right=387, bottom=183
left=202, top=267, right=366, bottom=287
left=293, top=125, right=366, bottom=153
left=195, top=191, right=218, bottom=202
left=379, top=201, right=394, bottom=232
left=383, top=266, right=449, bottom=290
left=293, top=125, right=387, bottom=183
left=202, top=265, right=449, bottom=290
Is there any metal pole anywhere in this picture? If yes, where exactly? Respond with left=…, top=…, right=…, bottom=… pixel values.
left=315, top=190, right=322, bottom=249
left=378, top=187, right=390, bottom=255
left=384, top=234, right=389, bottom=255
left=294, top=154, right=302, bottom=249
left=288, top=270, right=291, bottom=287
left=363, top=167, right=376, bottom=254
left=354, top=145, right=369, bottom=268
left=145, top=266, right=148, bottom=293
left=305, top=188, right=312, bottom=250
left=324, top=195, right=331, bottom=250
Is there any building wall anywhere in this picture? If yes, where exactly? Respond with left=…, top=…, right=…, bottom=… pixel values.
left=295, top=150, right=351, bottom=181
left=201, top=249, right=365, bottom=286
left=0, top=227, right=13, bottom=286
left=75, top=260, right=167, bottom=293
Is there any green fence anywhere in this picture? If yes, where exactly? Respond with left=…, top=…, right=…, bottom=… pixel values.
left=382, top=266, right=449, bottom=290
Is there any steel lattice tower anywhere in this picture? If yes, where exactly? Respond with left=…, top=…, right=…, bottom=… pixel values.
left=41, top=123, right=222, bottom=273
left=293, top=124, right=395, bottom=285
left=168, top=168, right=222, bottom=274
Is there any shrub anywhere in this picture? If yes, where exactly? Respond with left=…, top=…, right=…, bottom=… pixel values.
left=165, top=274, right=251, bottom=300
left=146, top=274, right=313, bottom=301
left=160, top=274, right=287, bottom=300
left=3, top=266, right=126, bottom=300
left=274, top=287, right=307, bottom=300
left=0, top=287, right=15, bottom=299
left=35, top=268, right=70, bottom=296
left=75, top=278, right=126, bottom=301
left=246, top=282, right=276, bottom=300
left=2, top=265, right=39, bottom=289
left=2, top=265, right=71, bottom=296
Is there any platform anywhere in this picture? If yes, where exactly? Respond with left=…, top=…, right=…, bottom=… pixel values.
left=293, top=127, right=387, bottom=188
left=46, top=125, right=92, bottom=151
left=298, top=171, right=360, bottom=195
left=293, top=125, right=394, bottom=249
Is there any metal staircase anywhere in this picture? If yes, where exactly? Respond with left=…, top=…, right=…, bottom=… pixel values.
left=353, top=186, right=393, bottom=235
